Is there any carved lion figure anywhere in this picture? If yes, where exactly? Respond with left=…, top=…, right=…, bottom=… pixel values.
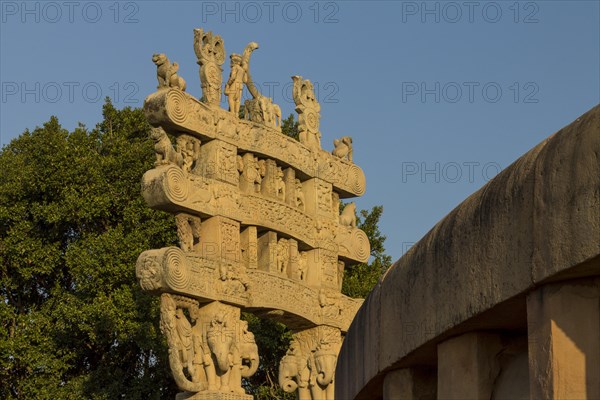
left=332, top=136, right=353, bottom=162
left=339, top=202, right=357, bottom=228
left=152, top=53, right=187, bottom=91
left=149, top=126, right=182, bottom=167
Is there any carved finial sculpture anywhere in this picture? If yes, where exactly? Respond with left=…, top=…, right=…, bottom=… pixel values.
left=225, top=54, right=245, bottom=116
left=193, top=28, right=225, bottom=107
left=241, top=42, right=260, bottom=99
left=152, top=53, right=187, bottom=91
left=224, top=42, right=282, bottom=131
left=292, top=76, right=322, bottom=151
left=332, top=136, right=353, bottom=162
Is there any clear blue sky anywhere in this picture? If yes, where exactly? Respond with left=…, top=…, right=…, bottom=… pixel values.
left=1, top=1, right=599, bottom=261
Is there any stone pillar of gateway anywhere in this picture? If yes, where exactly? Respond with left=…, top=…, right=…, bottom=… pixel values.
left=336, top=105, right=600, bottom=400
left=136, top=28, right=371, bottom=400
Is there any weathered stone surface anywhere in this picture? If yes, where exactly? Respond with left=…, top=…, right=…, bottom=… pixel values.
left=437, top=332, right=502, bottom=399
left=382, top=368, right=435, bottom=400
left=336, top=105, right=600, bottom=399
left=527, top=278, right=600, bottom=399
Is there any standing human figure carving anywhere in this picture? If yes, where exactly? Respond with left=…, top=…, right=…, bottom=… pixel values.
left=175, top=308, right=195, bottom=377
left=224, top=54, right=245, bottom=116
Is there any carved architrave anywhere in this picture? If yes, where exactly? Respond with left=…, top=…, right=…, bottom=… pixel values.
left=136, top=247, right=362, bottom=332
left=142, top=165, right=338, bottom=251
left=143, top=90, right=366, bottom=197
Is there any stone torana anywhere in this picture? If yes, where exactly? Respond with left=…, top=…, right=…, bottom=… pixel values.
left=136, top=28, right=370, bottom=400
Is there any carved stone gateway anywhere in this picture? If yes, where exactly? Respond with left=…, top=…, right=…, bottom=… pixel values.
left=137, top=28, right=370, bottom=400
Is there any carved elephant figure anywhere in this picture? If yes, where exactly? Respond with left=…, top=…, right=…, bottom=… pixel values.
left=206, top=321, right=235, bottom=391
left=160, top=294, right=205, bottom=393
left=310, top=349, right=336, bottom=399
left=313, top=349, right=336, bottom=386
left=238, top=340, right=259, bottom=378
left=279, top=354, right=311, bottom=400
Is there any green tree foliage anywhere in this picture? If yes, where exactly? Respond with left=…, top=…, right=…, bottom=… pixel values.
left=281, top=114, right=299, bottom=140
left=0, top=100, right=178, bottom=399
left=0, top=103, right=389, bottom=399
left=242, top=314, right=295, bottom=399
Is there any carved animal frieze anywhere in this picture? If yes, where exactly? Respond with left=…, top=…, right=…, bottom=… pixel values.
left=142, top=165, right=327, bottom=248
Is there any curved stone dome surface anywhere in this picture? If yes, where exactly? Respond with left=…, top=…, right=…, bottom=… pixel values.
left=336, top=105, right=600, bottom=399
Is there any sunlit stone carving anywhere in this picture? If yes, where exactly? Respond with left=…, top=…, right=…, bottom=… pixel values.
left=138, top=28, right=370, bottom=400
left=153, top=53, right=187, bottom=92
